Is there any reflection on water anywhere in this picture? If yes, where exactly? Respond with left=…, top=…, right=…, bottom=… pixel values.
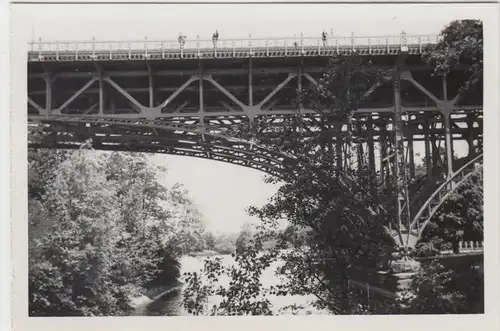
left=136, top=254, right=327, bottom=316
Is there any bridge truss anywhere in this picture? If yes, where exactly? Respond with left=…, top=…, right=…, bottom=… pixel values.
left=27, top=34, right=483, bottom=248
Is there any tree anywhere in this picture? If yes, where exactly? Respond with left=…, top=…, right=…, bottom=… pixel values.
left=421, top=171, right=483, bottom=253
left=402, top=260, right=483, bottom=314
left=182, top=20, right=485, bottom=315
left=182, top=56, right=397, bottom=315
left=30, top=147, right=135, bottom=316
left=100, top=152, right=181, bottom=288
left=423, top=19, right=483, bottom=95
left=163, top=184, right=206, bottom=255
left=204, top=232, right=216, bottom=251
left=235, top=223, right=254, bottom=254
left=28, top=146, right=198, bottom=316
left=213, top=233, right=237, bottom=255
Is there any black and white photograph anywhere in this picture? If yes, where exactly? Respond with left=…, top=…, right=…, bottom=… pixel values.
left=7, top=0, right=500, bottom=329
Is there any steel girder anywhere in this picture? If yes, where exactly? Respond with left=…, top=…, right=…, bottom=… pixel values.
left=27, top=41, right=484, bottom=248
left=27, top=51, right=482, bottom=174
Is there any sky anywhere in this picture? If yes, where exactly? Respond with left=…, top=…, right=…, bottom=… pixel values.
left=13, top=1, right=479, bottom=233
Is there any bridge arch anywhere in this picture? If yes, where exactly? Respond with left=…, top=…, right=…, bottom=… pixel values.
left=410, top=154, right=483, bottom=244
left=28, top=117, right=291, bottom=176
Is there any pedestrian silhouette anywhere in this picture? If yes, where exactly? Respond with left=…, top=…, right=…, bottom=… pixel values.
left=212, top=30, right=219, bottom=48
left=322, top=31, right=327, bottom=46
left=178, top=34, right=186, bottom=49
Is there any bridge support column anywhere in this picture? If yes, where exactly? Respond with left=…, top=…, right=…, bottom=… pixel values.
left=441, top=75, right=454, bottom=179
left=380, top=121, right=387, bottom=186
left=430, top=129, right=440, bottom=176
left=44, top=73, right=54, bottom=113
left=99, top=78, right=104, bottom=115
left=443, top=112, right=454, bottom=179
left=248, top=57, right=253, bottom=106
left=392, top=47, right=412, bottom=248
left=408, top=126, right=415, bottom=180
left=336, top=123, right=343, bottom=176
left=393, top=72, right=409, bottom=240
left=199, top=60, right=205, bottom=123
left=146, top=61, right=155, bottom=108
left=367, top=117, right=376, bottom=193
left=467, top=114, right=476, bottom=157
left=423, top=118, right=433, bottom=181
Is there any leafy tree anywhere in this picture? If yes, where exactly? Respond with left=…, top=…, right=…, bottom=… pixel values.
left=213, top=233, right=237, bottom=255
left=423, top=19, right=483, bottom=95
left=163, top=184, right=206, bottom=255
left=402, top=260, right=483, bottom=314
left=28, top=149, right=71, bottom=200
left=235, top=223, right=254, bottom=254
left=204, top=232, right=216, bottom=251
left=100, top=152, right=181, bottom=288
left=28, top=144, right=204, bottom=316
left=30, top=146, right=137, bottom=316
left=421, top=171, right=483, bottom=253
left=182, top=56, right=397, bottom=315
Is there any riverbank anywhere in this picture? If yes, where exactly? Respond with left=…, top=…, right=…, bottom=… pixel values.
left=129, top=280, right=184, bottom=310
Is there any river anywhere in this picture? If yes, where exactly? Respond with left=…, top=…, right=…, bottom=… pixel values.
left=133, top=254, right=328, bottom=316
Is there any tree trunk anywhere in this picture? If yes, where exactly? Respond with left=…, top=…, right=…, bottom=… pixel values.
left=452, top=240, right=460, bottom=254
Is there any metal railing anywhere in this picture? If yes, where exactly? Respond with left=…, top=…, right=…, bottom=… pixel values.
left=28, top=33, right=440, bottom=53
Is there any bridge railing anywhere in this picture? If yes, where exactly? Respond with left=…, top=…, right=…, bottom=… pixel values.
left=28, top=33, right=439, bottom=53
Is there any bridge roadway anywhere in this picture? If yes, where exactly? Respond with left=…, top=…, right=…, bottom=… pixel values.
left=28, top=34, right=483, bottom=176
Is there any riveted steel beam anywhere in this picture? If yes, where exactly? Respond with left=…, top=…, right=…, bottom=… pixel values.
left=28, top=97, right=46, bottom=115
left=158, top=75, right=198, bottom=109
left=104, top=77, right=144, bottom=112
left=28, top=64, right=435, bottom=80
left=146, top=61, right=155, bottom=107
left=53, top=78, right=98, bottom=115
left=258, top=73, right=297, bottom=108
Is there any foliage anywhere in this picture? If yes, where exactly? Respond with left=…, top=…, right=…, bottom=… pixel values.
left=183, top=241, right=277, bottom=316
left=401, top=260, right=483, bottom=314
left=28, top=144, right=204, bottom=316
left=182, top=56, right=398, bottom=315
left=422, top=171, right=483, bottom=253
left=28, top=148, right=71, bottom=200
left=203, top=232, right=216, bottom=251
left=235, top=223, right=254, bottom=254
left=213, top=234, right=237, bottom=255
left=423, top=19, right=483, bottom=94
left=163, top=184, right=207, bottom=255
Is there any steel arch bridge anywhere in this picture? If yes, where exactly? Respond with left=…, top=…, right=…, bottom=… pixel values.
left=27, top=33, right=483, bottom=248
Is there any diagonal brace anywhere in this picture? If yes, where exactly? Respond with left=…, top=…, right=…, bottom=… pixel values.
left=83, top=103, right=99, bottom=114
left=159, top=76, right=197, bottom=109
left=174, top=101, right=189, bottom=113
left=28, top=97, right=47, bottom=115
left=401, top=71, right=441, bottom=106
left=104, top=77, right=145, bottom=112
left=303, top=73, right=318, bottom=86
left=54, top=78, right=97, bottom=115
left=363, top=76, right=392, bottom=99
left=205, top=75, right=246, bottom=109
left=220, top=101, right=237, bottom=112
left=258, top=73, right=297, bottom=107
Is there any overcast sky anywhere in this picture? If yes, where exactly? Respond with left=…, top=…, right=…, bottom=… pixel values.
left=14, top=2, right=478, bottom=233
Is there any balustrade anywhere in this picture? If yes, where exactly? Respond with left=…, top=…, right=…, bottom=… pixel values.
left=29, top=33, right=438, bottom=54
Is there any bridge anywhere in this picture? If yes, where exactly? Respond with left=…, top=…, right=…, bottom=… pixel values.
left=27, top=33, right=483, bottom=250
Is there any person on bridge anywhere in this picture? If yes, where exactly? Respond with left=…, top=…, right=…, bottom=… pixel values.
left=322, top=31, right=328, bottom=46
left=212, top=30, right=219, bottom=48
left=178, top=34, right=186, bottom=49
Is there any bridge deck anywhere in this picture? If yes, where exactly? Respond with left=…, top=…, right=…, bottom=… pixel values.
left=29, top=34, right=438, bottom=62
